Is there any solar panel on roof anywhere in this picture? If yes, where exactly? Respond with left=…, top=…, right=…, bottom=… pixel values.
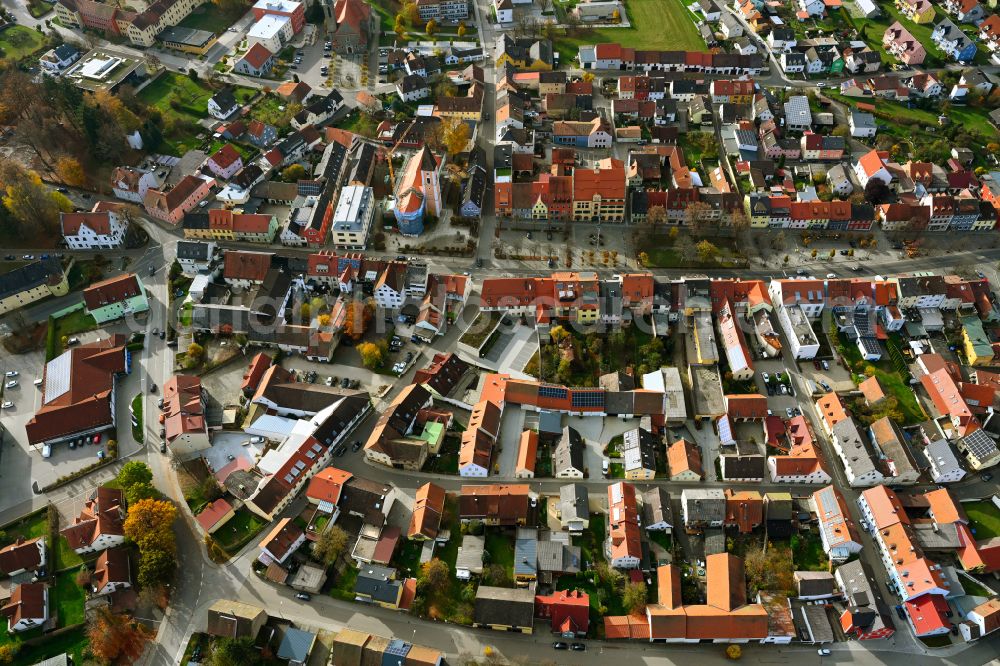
left=572, top=391, right=604, bottom=407
left=539, top=384, right=568, bottom=399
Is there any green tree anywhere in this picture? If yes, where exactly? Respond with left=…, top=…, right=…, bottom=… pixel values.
left=623, top=581, right=647, bottom=614
left=207, top=637, right=260, bottom=666
left=420, top=558, right=450, bottom=588
left=125, top=481, right=160, bottom=506
left=138, top=548, right=176, bottom=588
left=696, top=239, right=720, bottom=263
left=357, top=341, right=384, bottom=370
left=312, top=526, right=349, bottom=567
left=117, top=461, right=153, bottom=490
left=281, top=164, right=306, bottom=182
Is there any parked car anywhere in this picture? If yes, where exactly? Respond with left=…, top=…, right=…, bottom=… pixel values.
left=817, top=648, right=831, bottom=656
left=821, top=360, right=829, bottom=371
left=250, top=436, right=265, bottom=444
left=552, top=642, right=568, bottom=650
left=160, top=441, right=167, bottom=453
left=295, top=593, right=311, bottom=601
left=42, top=444, right=51, bottom=458
left=149, top=383, right=157, bottom=393
left=761, top=372, right=770, bottom=383
left=1, top=401, right=12, bottom=409
left=4, top=371, right=18, bottom=378
left=352, top=440, right=363, bottom=452
left=5, top=380, right=17, bottom=389
left=571, top=643, right=587, bottom=651
left=341, top=377, right=351, bottom=389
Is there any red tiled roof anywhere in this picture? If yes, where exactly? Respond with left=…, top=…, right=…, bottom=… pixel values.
left=83, top=273, right=143, bottom=310
left=223, top=251, right=272, bottom=282
left=26, top=336, right=127, bottom=445
left=305, top=466, right=352, bottom=505
left=196, top=498, right=234, bottom=532
left=408, top=482, right=445, bottom=539
left=61, top=487, right=125, bottom=551
left=61, top=211, right=114, bottom=236
left=241, top=42, right=273, bottom=68
left=0, top=538, right=42, bottom=575
left=209, top=144, right=242, bottom=170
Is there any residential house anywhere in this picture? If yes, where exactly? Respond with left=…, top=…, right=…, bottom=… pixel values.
left=883, top=22, right=927, bottom=64
left=607, top=481, right=642, bottom=569
left=536, top=589, right=590, bottom=636
left=61, top=208, right=129, bottom=250
left=460, top=484, right=530, bottom=526
left=1, top=583, right=47, bottom=633
left=932, top=18, right=978, bottom=62
left=474, top=586, right=535, bottom=633
left=259, top=518, right=307, bottom=565
left=558, top=484, right=589, bottom=534
left=206, top=144, right=244, bottom=180
left=206, top=600, right=268, bottom=639
left=812, top=485, right=863, bottom=562
left=850, top=110, right=877, bottom=137
left=61, top=487, right=126, bottom=555
left=897, top=0, right=935, bottom=23
left=621, top=427, right=657, bottom=480
left=208, top=89, right=241, bottom=120
left=459, top=399, right=502, bottom=478
left=643, top=487, right=672, bottom=532
left=39, top=43, right=81, bottom=75
left=681, top=488, right=725, bottom=530
left=364, top=384, right=435, bottom=470
left=235, top=42, right=275, bottom=76
left=0, top=537, right=45, bottom=576
left=162, top=374, right=210, bottom=455
left=667, top=438, right=703, bottom=480
left=553, top=426, right=586, bottom=478
left=91, top=547, right=131, bottom=596
left=960, top=598, right=1000, bottom=641
left=836, top=560, right=896, bottom=640
left=515, top=430, right=539, bottom=478
left=144, top=174, right=215, bottom=225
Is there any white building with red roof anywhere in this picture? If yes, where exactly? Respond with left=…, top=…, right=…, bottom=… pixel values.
left=61, top=487, right=126, bottom=555
left=60, top=208, right=129, bottom=250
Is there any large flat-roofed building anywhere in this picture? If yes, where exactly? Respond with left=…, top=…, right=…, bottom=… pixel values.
left=157, top=26, right=218, bottom=54
left=331, top=185, right=375, bottom=249
left=62, top=48, right=149, bottom=92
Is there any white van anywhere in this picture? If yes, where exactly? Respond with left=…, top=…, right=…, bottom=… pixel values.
left=33, top=378, right=43, bottom=387
left=42, top=444, right=51, bottom=458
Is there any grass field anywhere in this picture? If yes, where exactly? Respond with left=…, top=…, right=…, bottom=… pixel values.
left=53, top=569, right=86, bottom=626
left=830, top=91, right=997, bottom=140
left=0, top=26, right=47, bottom=61
left=213, top=508, right=267, bottom=555
left=965, top=501, right=1000, bottom=540
left=554, top=0, right=705, bottom=63
left=177, top=4, right=244, bottom=34
left=836, top=329, right=926, bottom=424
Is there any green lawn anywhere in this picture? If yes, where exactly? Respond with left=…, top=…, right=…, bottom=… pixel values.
left=213, top=508, right=267, bottom=555
left=3, top=626, right=88, bottom=663
left=422, top=435, right=459, bottom=474
left=573, top=515, right=606, bottom=567
left=960, top=576, right=994, bottom=597
left=0, top=26, right=47, bottom=61
left=47, top=308, right=98, bottom=360
left=138, top=72, right=256, bottom=125
left=836, top=328, right=925, bottom=424
left=131, top=393, right=144, bottom=444
left=853, top=5, right=947, bottom=68
left=2, top=509, right=47, bottom=543
left=177, top=4, right=244, bottom=33
left=648, top=531, right=672, bottom=553
left=248, top=95, right=302, bottom=130
left=329, top=564, right=359, bottom=601
left=791, top=530, right=827, bottom=571
left=53, top=569, right=86, bottom=627
left=965, top=501, right=1000, bottom=540
left=485, top=532, right=515, bottom=574
left=56, top=536, right=83, bottom=571
left=830, top=91, right=997, bottom=141
left=554, top=0, right=704, bottom=63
